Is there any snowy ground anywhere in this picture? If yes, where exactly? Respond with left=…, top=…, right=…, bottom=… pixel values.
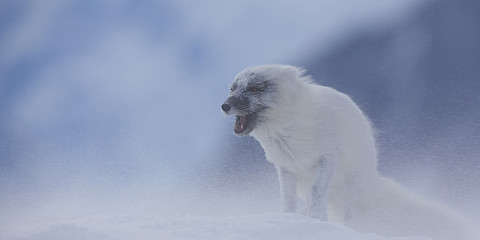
left=3, top=213, right=429, bottom=240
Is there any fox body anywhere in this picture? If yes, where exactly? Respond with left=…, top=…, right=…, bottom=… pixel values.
left=222, top=65, right=475, bottom=239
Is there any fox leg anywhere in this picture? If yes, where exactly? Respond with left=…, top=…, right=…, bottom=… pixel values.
left=277, top=167, right=297, bottom=213
left=306, top=156, right=336, bottom=221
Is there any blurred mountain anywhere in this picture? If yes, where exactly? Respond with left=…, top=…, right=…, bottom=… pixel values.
left=306, top=0, right=480, bottom=171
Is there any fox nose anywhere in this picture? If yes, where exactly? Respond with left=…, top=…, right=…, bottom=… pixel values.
left=222, top=103, right=231, bottom=112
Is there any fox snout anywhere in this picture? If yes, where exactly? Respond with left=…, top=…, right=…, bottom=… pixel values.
left=222, top=96, right=247, bottom=115
left=221, top=102, right=231, bottom=113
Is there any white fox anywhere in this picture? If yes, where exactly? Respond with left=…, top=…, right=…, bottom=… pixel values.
left=222, top=65, right=476, bottom=239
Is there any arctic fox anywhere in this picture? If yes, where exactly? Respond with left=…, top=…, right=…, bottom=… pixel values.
left=221, top=65, right=476, bottom=239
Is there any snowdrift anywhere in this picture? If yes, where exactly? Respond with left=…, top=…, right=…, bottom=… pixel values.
left=4, top=213, right=429, bottom=240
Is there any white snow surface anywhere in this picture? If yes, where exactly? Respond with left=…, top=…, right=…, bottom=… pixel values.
left=4, top=213, right=429, bottom=240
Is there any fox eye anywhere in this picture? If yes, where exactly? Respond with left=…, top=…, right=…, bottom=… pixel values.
left=247, top=86, right=262, bottom=92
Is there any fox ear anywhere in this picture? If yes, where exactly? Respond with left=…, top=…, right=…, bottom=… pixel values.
left=230, top=82, right=238, bottom=92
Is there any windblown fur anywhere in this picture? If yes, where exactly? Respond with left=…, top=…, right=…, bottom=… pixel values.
left=222, top=65, right=476, bottom=239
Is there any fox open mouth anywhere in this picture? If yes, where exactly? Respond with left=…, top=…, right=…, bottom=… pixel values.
left=234, top=115, right=248, bottom=134
left=233, top=112, right=259, bottom=136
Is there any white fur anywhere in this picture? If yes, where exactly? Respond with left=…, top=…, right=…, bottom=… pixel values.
left=231, top=65, right=476, bottom=240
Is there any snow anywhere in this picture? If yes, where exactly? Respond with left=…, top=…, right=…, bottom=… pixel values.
left=4, top=213, right=428, bottom=240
